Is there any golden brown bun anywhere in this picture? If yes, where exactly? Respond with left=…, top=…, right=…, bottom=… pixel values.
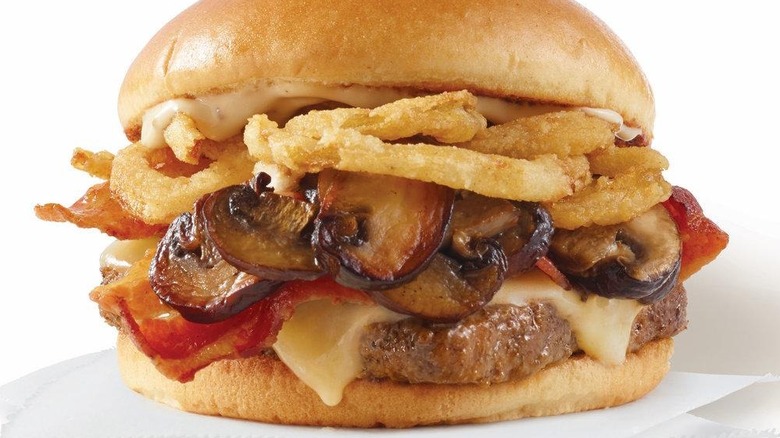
left=118, top=0, right=654, bottom=139
left=117, top=333, right=672, bottom=428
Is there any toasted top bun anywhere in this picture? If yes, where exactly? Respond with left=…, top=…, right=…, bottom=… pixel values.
left=118, top=0, right=654, bottom=138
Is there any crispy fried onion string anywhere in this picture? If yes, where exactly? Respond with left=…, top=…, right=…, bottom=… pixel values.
left=245, top=91, right=674, bottom=224
left=544, top=172, right=672, bottom=229
left=110, top=139, right=255, bottom=225
left=283, top=90, right=487, bottom=144
left=587, top=145, right=669, bottom=177
left=71, top=148, right=115, bottom=180
left=164, top=112, right=207, bottom=165
left=459, top=111, right=617, bottom=159
left=246, top=116, right=590, bottom=202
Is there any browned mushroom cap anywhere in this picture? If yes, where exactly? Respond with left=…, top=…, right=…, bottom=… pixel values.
left=372, top=240, right=507, bottom=322
left=499, top=202, right=553, bottom=277
left=200, top=176, right=321, bottom=281
left=149, top=212, right=280, bottom=323
left=449, top=194, right=552, bottom=277
left=549, top=204, right=681, bottom=304
left=449, top=193, right=520, bottom=258
left=314, top=170, right=454, bottom=290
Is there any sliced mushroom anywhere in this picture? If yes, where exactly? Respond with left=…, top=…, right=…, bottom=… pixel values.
left=549, top=204, right=681, bottom=304
left=201, top=175, right=321, bottom=281
left=314, top=169, right=454, bottom=290
left=372, top=240, right=507, bottom=322
left=149, top=212, right=280, bottom=323
left=449, top=194, right=552, bottom=276
left=449, top=193, right=520, bottom=259
left=500, top=203, right=553, bottom=276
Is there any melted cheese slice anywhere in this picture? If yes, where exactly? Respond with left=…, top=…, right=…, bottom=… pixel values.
left=272, top=300, right=402, bottom=406
left=100, top=238, right=158, bottom=274
left=271, top=268, right=644, bottom=406
left=493, top=269, right=644, bottom=365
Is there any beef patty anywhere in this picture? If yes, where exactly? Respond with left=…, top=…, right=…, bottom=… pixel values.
left=360, top=284, right=687, bottom=384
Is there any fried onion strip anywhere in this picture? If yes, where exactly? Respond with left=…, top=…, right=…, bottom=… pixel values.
left=459, top=111, right=617, bottom=159
left=111, top=140, right=254, bottom=225
left=243, top=90, right=672, bottom=226
left=545, top=172, right=672, bottom=229
left=71, top=148, right=114, bottom=180
left=244, top=114, right=278, bottom=163
left=284, top=90, right=486, bottom=143
left=245, top=120, right=590, bottom=202
left=164, top=112, right=206, bottom=164
left=588, top=145, right=669, bottom=177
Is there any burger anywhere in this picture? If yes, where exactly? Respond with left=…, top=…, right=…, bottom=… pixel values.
left=36, top=0, right=729, bottom=428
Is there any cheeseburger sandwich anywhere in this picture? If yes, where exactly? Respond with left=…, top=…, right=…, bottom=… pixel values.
left=36, top=0, right=728, bottom=427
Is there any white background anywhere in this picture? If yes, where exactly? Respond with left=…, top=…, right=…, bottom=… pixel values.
left=1, top=0, right=779, bottom=427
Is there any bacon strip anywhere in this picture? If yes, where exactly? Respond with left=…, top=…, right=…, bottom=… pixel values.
left=663, top=186, right=729, bottom=281
left=91, top=255, right=371, bottom=381
left=534, top=256, right=572, bottom=290
left=35, top=182, right=166, bottom=239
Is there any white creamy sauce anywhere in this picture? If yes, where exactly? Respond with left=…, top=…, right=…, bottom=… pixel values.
left=141, top=83, right=417, bottom=148
left=140, top=82, right=641, bottom=148
left=580, top=107, right=643, bottom=141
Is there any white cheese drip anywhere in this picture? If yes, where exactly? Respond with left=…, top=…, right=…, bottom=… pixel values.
left=99, top=238, right=158, bottom=274
left=493, top=269, right=643, bottom=365
left=272, top=300, right=402, bottom=406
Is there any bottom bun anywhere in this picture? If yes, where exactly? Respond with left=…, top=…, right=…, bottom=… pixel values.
left=117, top=333, right=672, bottom=428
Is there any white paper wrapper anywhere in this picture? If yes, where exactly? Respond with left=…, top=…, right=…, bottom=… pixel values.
left=637, top=414, right=780, bottom=438
left=0, top=350, right=775, bottom=438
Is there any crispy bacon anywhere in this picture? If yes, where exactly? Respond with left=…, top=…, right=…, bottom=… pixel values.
left=90, top=255, right=371, bottom=381
left=35, top=182, right=166, bottom=239
left=534, top=256, right=572, bottom=290
left=663, top=186, right=729, bottom=281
